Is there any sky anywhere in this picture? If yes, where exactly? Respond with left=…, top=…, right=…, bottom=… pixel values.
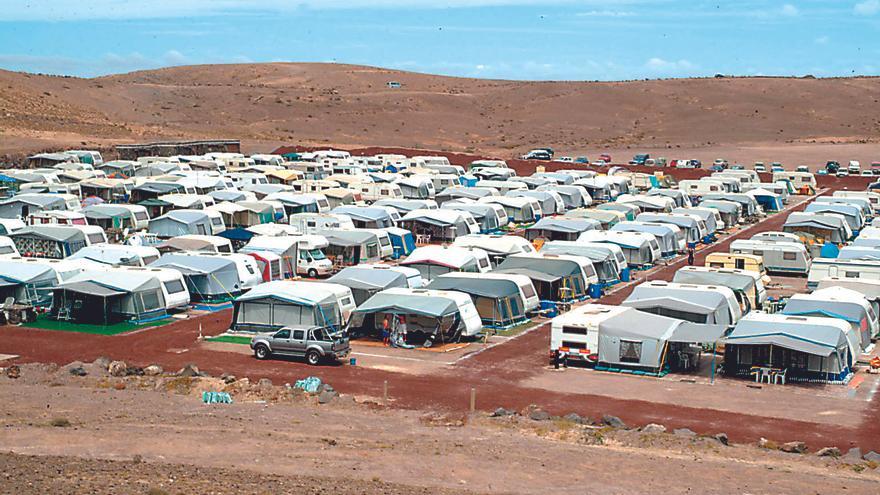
left=0, top=1, right=879, bottom=81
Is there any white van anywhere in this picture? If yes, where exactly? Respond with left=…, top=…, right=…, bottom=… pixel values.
left=297, top=235, right=333, bottom=277
left=678, top=179, right=726, bottom=195
left=358, top=182, right=404, bottom=202
left=550, top=304, right=629, bottom=364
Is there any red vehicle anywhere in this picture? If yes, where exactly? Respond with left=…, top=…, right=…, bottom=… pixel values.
left=599, top=154, right=612, bottom=163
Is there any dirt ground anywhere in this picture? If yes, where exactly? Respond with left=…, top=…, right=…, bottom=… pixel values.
left=2, top=365, right=879, bottom=495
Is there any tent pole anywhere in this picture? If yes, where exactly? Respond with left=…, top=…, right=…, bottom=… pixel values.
left=710, top=342, right=716, bottom=384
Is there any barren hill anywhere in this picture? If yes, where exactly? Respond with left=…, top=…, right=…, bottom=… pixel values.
left=2, top=63, right=879, bottom=161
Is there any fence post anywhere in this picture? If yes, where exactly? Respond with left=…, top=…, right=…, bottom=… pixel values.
left=383, top=380, right=388, bottom=406
left=469, top=387, right=476, bottom=413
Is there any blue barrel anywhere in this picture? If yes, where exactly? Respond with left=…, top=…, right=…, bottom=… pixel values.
left=349, top=357, right=357, bottom=366
left=588, top=283, right=602, bottom=299
left=819, top=242, right=839, bottom=259
left=620, top=268, right=631, bottom=282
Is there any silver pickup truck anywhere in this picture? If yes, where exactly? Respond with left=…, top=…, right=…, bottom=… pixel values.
left=250, top=326, right=350, bottom=365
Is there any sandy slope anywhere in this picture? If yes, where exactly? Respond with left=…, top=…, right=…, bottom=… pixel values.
left=1, top=63, right=879, bottom=162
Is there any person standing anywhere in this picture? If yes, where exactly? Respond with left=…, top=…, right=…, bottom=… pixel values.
left=687, top=246, right=695, bottom=266
left=398, top=315, right=408, bottom=346
left=382, top=315, right=391, bottom=346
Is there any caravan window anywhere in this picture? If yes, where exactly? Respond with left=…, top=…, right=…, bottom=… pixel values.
left=734, top=259, right=745, bottom=270
left=143, top=255, right=159, bottom=265
left=87, top=233, right=105, bottom=244
left=562, top=325, right=587, bottom=335
left=845, top=271, right=860, bottom=278
left=619, top=340, right=642, bottom=363
left=478, top=258, right=489, bottom=269
left=521, top=284, right=536, bottom=299
left=783, top=252, right=796, bottom=261
left=211, top=218, right=223, bottom=226
left=164, top=280, right=186, bottom=294
left=0, top=246, right=14, bottom=255
left=134, top=211, right=148, bottom=221
left=341, top=296, right=353, bottom=307
left=196, top=224, right=207, bottom=235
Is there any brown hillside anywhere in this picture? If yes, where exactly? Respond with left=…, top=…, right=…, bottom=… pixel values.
left=1, top=63, right=879, bottom=160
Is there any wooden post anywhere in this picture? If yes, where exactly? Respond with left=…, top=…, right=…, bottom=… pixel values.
left=469, top=387, right=476, bottom=413
left=383, top=380, right=388, bottom=406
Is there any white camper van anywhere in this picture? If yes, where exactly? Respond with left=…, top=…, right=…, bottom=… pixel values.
left=550, top=304, right=629, bottom=364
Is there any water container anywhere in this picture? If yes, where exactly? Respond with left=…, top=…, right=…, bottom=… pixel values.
left=349, top=357, right=357, bottom=366
left=620, top=268, right=631, bottom=282
left=819, top=242, right=840, bottom=259
left=588, top=283, right=602, bottom=299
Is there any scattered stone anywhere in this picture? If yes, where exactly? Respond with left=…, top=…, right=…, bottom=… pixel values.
left=6, top=365, right=20, bottom=379
left=673, top=428, right=697, bottom=438
left=780, top=441, right=807, bottom=454
left=758, top=438, right=775, bottom=450
left=177, top=364, right=201, bottom=377
left=143, top=365, right=163, bottom=376
left=864, top=451, right=880, bottom=463
left=843, top=447, right=863, bottom=464
left=713, top=433, right=729, bottom=446
left=108, top=361, right=127, bottom=377
left=221, top=373, right=237, bottom=384
left=113, top=381, right=126, bottom=390
left=529, top=409, right=551, bottom=421
left=124, top=366, right=144, bottom=376
left=641, top=423, right=666, bottom=434
left=563, top=413, right=588, bottom=425
left=318, top=389, right=338, bottom=404
left=92, top=356, right=111, bottom=370
left=491, top=407, right=515, bottom=417
left=131, top=454, right=143, bottom=464
left=816, top=447, right=840, bottom=457
left=258, top=378, right=273, bottom=389
left=602, top=415, right=626, bottom=429
left=65, top=361, right=87, bottom=377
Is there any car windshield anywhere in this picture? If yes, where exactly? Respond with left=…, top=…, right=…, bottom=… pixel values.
left=308, top=248, right=326, bottom=260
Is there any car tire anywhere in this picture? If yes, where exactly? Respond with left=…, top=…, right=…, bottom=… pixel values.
left=307, top=268, right=318, bottom=278
left=254, top=344, right=270, bottom=360
left=306, top=350, right=321, bottom=365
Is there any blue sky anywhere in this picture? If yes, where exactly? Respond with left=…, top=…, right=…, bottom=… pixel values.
left=1, top=1, right=879, bottom=80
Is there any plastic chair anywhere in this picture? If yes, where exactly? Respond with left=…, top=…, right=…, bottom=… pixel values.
left=773, top=368, right=787, bottom=385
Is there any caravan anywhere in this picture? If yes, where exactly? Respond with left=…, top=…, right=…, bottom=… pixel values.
left=550, top=305, right=629, bottom=364
left=730, top=239, right=811, bottom=275
left=578, top=230, right=661, bottom=267
left=808, top=258, right=880, bottom=289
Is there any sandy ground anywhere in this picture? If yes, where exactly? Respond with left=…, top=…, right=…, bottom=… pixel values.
left=2, top=63, right=880, bottom=165
left=2, top=366, right=879, bottom=495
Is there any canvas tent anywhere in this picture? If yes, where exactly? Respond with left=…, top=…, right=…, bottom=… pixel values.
left=427, top=272, right=536, bottom=326
left=51, top=270, right=166, bottom=324
left=493, top=254, right=594, bottom=301
left=783, top=212, right=849, bottom=244
left=348, top=288, right=482, bottom=342
left=9, top=226, right=89, bottom=259
left=0, top=260, right=60, bottom=306
left=699, top=200, right=742, bottom=228
left=441, top=202, right=507, bottom=232
left=331, top=206, right=395, bottom=228
left=231, top=281, right=343, bottom=332
left=328, top=266, right=409, bottom=305
left=722, top=313, right=854, bottom=383
left=399, top=208, right=478, bottom=242
left=525, top=217, right=601, bottom=242
left=539, top=241, right=625, bottom=285
left=319, top=229, right=382, bottom=266
left=621, top=281, right=741, bottom=332
left=596, top=308, right=725, bottom=373
left=782, top=286, right=876, bottom=350
left=148, top=210, right=214, bottom=238
left=151, top=253, right=245, bottom=302
left=611, top=221, right=683, bottom=256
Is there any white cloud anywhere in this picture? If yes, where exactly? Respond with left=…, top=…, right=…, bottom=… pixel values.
left=855, top=0, right=880, bottom=15
left=780, top=3, right=799, bottom=16
left=814, top=35, right=829, bottom=44
left=163, top=49, right=188, bottom=66
left=645, top=57, right=695, bottom=73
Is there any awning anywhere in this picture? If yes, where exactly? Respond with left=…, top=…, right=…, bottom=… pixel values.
left=57, top=281, right=126, bottom=297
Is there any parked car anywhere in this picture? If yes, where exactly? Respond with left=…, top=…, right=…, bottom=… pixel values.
left=849, top=160, right=861, bottom=173
left=522, top=149, right=552, bottom=160
left=709, top=164, right=724, bottom=172
left=771, top=166, right=784, bottom=173
left=770, top=162, right=783, bottom=170
left=754, top=161, right=765, bottom=170
left=816, top=169, right=828, bottom=176
left=553, top=156, right=574, bottom=163
left=754, top=164, right=766, bottom=172
left=713, top=158, right=729, bottom=169
left=599, top=154, right=612, bottom=163
left=871, top=162, right=880, bottom=175
left=795, top=165, right=809, bottom=173
left=837, top=169, right=850, bottom=177
left=862, top=170, right=874, bottom=176
left=825, top=161, right=840, bottom=173
left=629, top=153, right=650, bottom=165
left=574, top=156, right=589, bottom=164
left=730, top=164, right=745, bottom=170
left=250, top=326, right=350, bottom=365
left=591, top=160, right=606, bottom=167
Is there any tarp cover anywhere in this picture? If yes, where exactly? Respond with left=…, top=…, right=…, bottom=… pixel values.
left=354, top=289, right=459, bottom=317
